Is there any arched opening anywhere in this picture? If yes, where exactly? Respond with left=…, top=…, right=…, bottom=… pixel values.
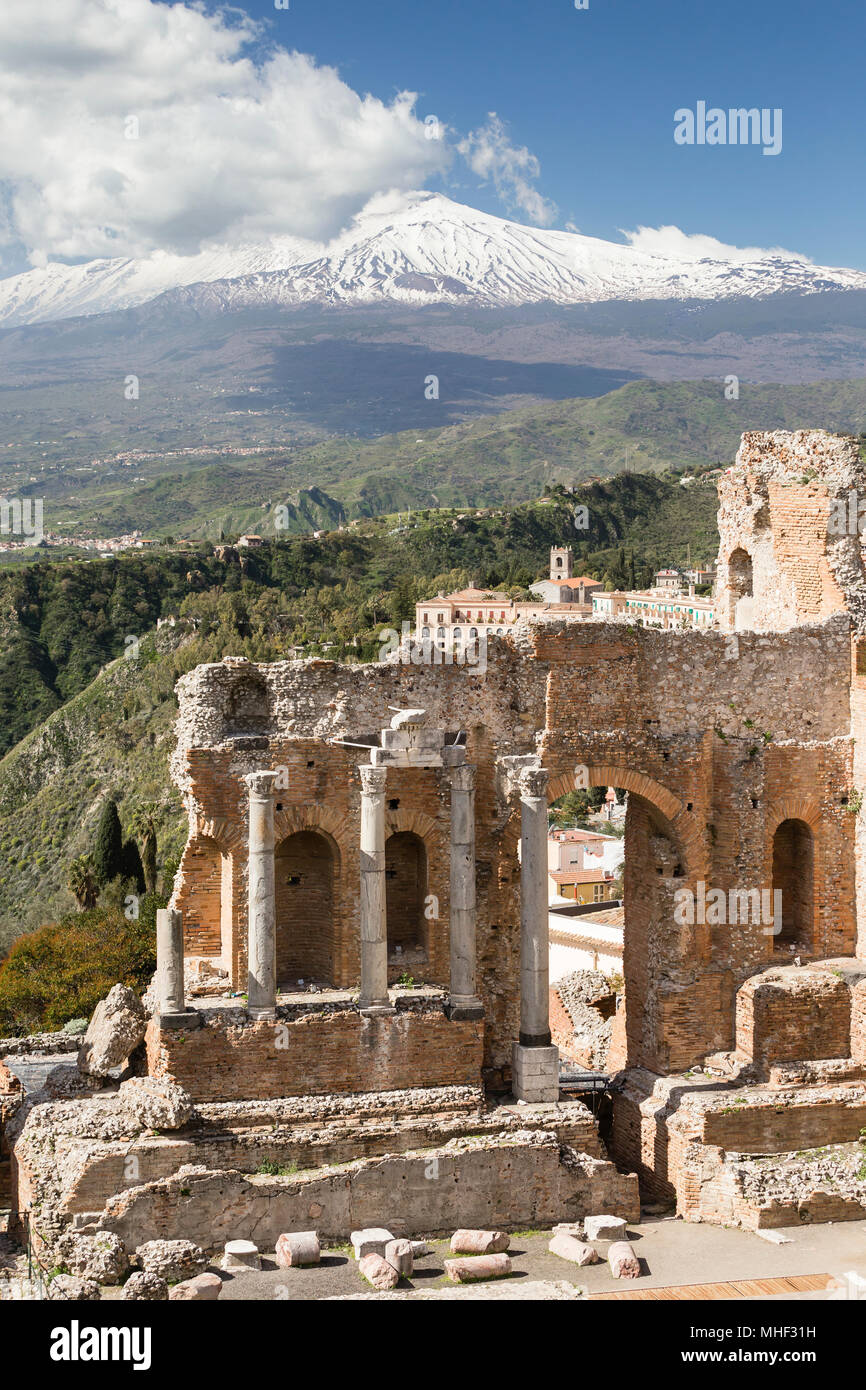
left=386, top=830, right=427, bottom=968
left=542, top=769, right=689, bottom=1079
left=728, top=547, right=754, bottom=629
left=771, top=818, right=814, bottom=954
left=274, top=830, right=338, bottom=986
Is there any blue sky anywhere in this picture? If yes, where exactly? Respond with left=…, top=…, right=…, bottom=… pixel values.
left=244, top=0, right=865, bottom=266
left=0, top=0, right=863, bottom=274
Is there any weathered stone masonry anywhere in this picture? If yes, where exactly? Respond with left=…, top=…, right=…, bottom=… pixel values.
left=11, top=428, right=866, bottom=1239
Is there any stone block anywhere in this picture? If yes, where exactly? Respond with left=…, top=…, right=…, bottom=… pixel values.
left=351, top=1227, right=394, bottom=1260
left=78, top=984, right=147, bottom=1077
left=121, top=1272, right=169, bottom=1301
left=449, top=1229, right=510, bottom=1255
left=275, top=1231, right=321, bottom=1268
left=169, top=1272, right=223, bottom=1300
left=55, top=1231, right=128, bottom=1285
left=120, top=1077, right=195, bottom=1131
left=608, top=1241, right=641, bottom=1279
left=584, top=1214, right=629, bottom=1242
left=47, top=1275, right=101, bottom=1301
left=512, top=1043, right=560, bottom=1103
left=359, top=1253, right=400, bottom=1290
left=384, top=1238, right=413, bottom=1277
left=444, top=1253, right=512, bottom=1283
left=221, top=1239, right=260, bottom=1271
left=548, top=1232, right=598, bottom=1265
left=135, top=1238, right=207, bottom=1282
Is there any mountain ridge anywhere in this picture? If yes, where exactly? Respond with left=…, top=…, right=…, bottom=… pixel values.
left=4, top=191, right=866, bottom=328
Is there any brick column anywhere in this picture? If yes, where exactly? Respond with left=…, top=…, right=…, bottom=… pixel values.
left=513, top=764, right=559, bottom=1101
left=245, top=770, right=278, bottom=1021
left=358, top=764, right=394, bottom=1015
left=448, top=763, right=483, bottom=1019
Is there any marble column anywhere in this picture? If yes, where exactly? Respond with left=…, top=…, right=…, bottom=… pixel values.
left=245, top=770, right=278, bottom=1020
left=448, top=763, right=483, bottom=1019
left=513, top=764, right=559, bottom=1102
left=156, top=907, right=184, bottom=1014
left=358, top=764, right=394, bottom=1014
left=155, top=907, right=200, bottom=1030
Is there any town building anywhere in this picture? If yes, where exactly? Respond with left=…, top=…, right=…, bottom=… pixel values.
left=547, top=826, right=623, bottom=904
left=549, top=902, right=624, bottom=981
left=414, top=547, right=601, bottom=646
left=592, top=587, right=716, bottom=629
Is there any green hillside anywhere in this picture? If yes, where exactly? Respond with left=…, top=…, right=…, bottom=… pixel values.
left=10, top=376, right=866, bottom=541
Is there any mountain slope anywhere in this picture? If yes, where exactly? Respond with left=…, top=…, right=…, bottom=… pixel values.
left=20, top=377, right=866, bottom=540
left=3, top=191, right=866, bottom=328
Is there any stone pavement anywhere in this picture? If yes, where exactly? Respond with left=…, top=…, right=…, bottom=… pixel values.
left=95, top=1216, right=866, bottom=1301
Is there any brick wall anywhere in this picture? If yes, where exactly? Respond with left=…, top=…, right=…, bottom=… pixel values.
left=735, top=967, right=851, bottom=1075
left=147, top=1006, right=484, bottom=1103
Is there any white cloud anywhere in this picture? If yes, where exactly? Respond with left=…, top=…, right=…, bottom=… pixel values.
left=620, top=224, right=809, bottom=264
left=0, top=0, right=451, bottom=268
left=457, top=114, right=558, bottom=228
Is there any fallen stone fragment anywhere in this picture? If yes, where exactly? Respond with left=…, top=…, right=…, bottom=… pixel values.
left=444, top=1253, right=512, bottom=1283
left=135, top=1239, right=207, bottom=1282
left=275, top=1231, right=321, bottom=1268
left=119, top=1076, right=195, bottom=1131
left=47, top=1274, right=101, bottom=1301
left=169, top=1272, right=223, bottom=1301
left=548, top=1231, right=598, bottom=1266
left=78, top=984, right=147, bottom=1077
left=584, top=1214, right=628, bottom=1242
left=409, top=1240, right=431, bottom=1258
left=607, top=1241, right=641, bottom=1278
left=449, top=1228, right=510, bottom=1255
left=221, top=1239, right=261, bottom=1271
left=384, top=1238, right=413, bottom=1277
left=351, top=1227, right=394, bottom=1260
left=44, top=1064, right=105, bottom=1099
left=55, top=1231, right=129, bottom=1285
left=753, top=1229, right=792, bottom=1245
left=552, top=1221, right=585, bottom=1239
left=121, top=1272, right=169, bottom=1301
left=359, top=1253, right=400, bottom=1291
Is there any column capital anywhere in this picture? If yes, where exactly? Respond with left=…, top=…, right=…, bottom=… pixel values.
left=244, top=770, right=278, bottom=799
left=517, top=764, right=549, bottom=800
left=449, top=763, right=476, bottom=793
left=359, top=763, right=388, bottom=795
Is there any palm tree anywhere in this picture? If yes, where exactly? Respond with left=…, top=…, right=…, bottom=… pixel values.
left=67, top=855, right=98, bottom=911
left=130, top=805, right=159, bottom=894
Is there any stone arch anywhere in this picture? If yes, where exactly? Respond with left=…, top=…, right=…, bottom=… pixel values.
left=725, top=546, right=755, bottom=629
left=500, top=757, right=706, bottom=1074
left=770, top=817, right=817, bottom=956
left=503, top=763, right=697, bottom=867
left=385, top=830, right=428, bottom=961
left=764, top=797, right=821, bottom=956
left=547, top=765, right=684, bottom=825
left=272, top=803, right=352, bottom=852
left=274, top=828, right=340, bottom=985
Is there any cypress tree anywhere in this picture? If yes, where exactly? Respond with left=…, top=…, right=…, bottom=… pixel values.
left=93, top=800, right=124, bottom=886
left=120, top=838, right=146, bottom=895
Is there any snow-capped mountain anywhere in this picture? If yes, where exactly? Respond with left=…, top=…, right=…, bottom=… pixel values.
left=2, top=191, right=865, bottom=328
